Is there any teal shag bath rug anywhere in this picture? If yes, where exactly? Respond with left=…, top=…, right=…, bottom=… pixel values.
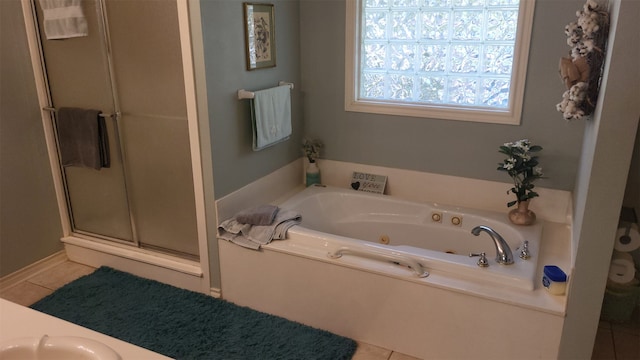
left=30, top=267, right=357, bottom=360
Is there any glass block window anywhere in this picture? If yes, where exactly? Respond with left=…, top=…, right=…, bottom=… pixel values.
left=346, top=0, right=535, bottom=125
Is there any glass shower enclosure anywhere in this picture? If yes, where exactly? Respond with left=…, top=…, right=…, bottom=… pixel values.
left=33, top=0, right=199, bottom=259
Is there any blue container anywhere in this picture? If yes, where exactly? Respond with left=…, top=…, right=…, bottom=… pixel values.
left=542, top=265, right=567, bottom=295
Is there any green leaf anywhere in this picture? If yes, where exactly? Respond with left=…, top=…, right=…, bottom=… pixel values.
left=529, top=145, right=543, bottom=152
left=507, top=200, right=517, bottom=207
left=498, top=146, right=512, bottom=154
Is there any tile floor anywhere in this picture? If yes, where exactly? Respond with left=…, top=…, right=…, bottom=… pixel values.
left=0, top=261, right=419, bottom=360
left=592, top=312, right=640, bottom=360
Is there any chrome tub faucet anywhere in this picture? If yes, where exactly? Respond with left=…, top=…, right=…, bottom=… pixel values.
left=471, top=225, right=514, bottom=265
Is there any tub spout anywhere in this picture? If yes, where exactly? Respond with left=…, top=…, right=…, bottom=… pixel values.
left=471, top=225, right=514, bottom=265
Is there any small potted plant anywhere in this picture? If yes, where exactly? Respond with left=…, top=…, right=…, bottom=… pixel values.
left=302, top=138, right=323, bottom=187
left=497, top=139, right=544, bottom=225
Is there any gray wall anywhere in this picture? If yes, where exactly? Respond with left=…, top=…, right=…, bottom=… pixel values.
left=300, top=0, right=585, bottom=192
left=200, top=0, right=303, bottom=198
left=201, top=0, right=591, bottom=197
left=0, top=0, right=63, bottom=277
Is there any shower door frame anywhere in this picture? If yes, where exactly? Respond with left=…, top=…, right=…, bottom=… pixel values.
left=20, top=0, right=212, bottom=294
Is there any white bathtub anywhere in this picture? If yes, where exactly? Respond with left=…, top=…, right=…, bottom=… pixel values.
left=218, top=184, right=564, bottom=359
left=276, top=184, right=542, bottom=291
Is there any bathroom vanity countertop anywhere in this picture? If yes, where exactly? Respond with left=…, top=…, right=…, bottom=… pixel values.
left=0, top=299, right=172, bottom=359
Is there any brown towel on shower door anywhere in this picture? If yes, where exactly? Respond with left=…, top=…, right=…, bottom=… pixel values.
left=57, top=107, right=110, bottom=169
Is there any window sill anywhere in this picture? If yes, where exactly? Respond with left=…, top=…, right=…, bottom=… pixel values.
left=345, top=98, right=522, bottom=125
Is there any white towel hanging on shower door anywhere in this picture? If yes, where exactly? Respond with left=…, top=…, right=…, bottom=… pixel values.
left=39, top=0, right=88, bottom=40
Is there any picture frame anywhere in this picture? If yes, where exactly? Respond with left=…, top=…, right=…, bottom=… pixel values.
left=243, top=3, right=276, bottom=71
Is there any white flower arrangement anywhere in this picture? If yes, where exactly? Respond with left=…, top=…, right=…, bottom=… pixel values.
left=557, top=0, right=609, bottom=121
left=498, top=139, right=544, bottom=208
left=302, top=138, right=323, bottom=163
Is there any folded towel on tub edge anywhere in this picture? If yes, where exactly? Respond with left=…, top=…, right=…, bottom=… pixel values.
left=218, top=209, right=301, bottom=250
left=235, top=204, right=280, bottom=225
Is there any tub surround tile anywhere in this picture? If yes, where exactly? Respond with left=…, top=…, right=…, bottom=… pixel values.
left=316, top=159, right=572, bottom=224
left=218, top=158, right=572, bottom=225
left=215, top=159, right=303, bottom=223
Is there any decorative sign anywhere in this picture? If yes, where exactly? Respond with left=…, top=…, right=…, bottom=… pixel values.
left=350, top=172, right=387, bottom=194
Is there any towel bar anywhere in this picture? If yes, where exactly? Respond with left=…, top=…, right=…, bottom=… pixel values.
left=43, top=107, right=117, bottom=119
left=238, top=81, right=294, bottom=100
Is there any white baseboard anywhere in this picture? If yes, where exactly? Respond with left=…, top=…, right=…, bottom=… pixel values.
left=210, top=287, right=221, bottom=298
left=0, top=251, right=68, bottom=291
left=63, top=237, right=208, bottom=294
left=0, top=241, right=220, bottom=298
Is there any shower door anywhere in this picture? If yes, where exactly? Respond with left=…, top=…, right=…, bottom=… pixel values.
left=34, top=0, right=199, bottom=258
left=35, top=0, right=133, bottom=242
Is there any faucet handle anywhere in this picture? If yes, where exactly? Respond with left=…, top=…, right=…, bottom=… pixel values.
left=469, top=252, right=489, bottom=267
left=520, top=240, right=531, bottom=260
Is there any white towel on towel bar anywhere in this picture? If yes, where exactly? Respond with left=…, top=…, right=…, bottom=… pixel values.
left=39, top=0, right=88, bottom=40
left=251, top=85, right=292, bottom=151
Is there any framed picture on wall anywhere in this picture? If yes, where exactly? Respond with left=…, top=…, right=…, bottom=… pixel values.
left=243, top=3, right=276, bottom=71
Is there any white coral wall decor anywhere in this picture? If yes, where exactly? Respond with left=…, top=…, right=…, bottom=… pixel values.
left=557, top=0, right=609, bottom=121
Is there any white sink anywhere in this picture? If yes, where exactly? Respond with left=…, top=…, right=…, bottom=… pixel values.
left=0, top=335, right=121, bottom=360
